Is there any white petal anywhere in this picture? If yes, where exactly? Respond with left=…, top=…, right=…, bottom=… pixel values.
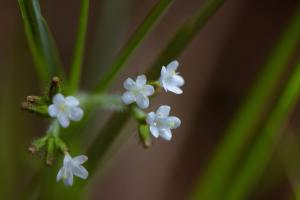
left=65, top=96, right=79, bottom=106
left=173, top=75, right=184, bottom=86
left=160, top=129, right=172, bottom=141
left=136, top=95, right=149, bottom=109
left=58, top=113, right=70, bottom=128
left=167, top=86, right=183, bottom=94
left=144, top=85, right=155, bottom=96
left=167, top=116, right=181, bottom=129
left=146, top=112, right=156, bottom=125
left=121, top=91, right=135, bottom=105
left=69, top=107, right=84, bottom=121
left=48, top=105, right=59, bottom=117
left=63, top=171, right=74, bottom=186
left=136, top=75, right=147, bottom=86
left=56, top=167, right=65, bottom=182
left=150, top=126, right=159, bottom=138
left=73, top=155, right=88, bottom=165
left=123, top=78, right=135, bottom=90
left=63, top=154, right=72, bottom=165
left=160, top=66, right=167, bottom=78
left=73, top=165, right=88, bottom=179
left=53, top=93, right=65, bottom=105
left=166, top=60, right=179, bottom=72
left=157, top=105, right=170, bottom=117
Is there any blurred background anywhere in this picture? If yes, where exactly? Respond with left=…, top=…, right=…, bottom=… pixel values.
left=1, top=0, right=300, bottom=199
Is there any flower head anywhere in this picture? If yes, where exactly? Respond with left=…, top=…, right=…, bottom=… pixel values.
left=159, top=60, right=184, bottom=94
left=122, top=75, right=155, bottom=109
left=146, top=105, right=181, bottom=141
left=48, top=93, right=84, bottom=128
left=56, top=153, right=88, bottom=186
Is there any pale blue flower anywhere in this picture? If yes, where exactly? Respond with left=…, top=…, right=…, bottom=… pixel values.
left=56, top=153, right=88, bottom=186
left=122, top=75, right=154, bottom=109
left=159, top=60, right=184, bottom=94
left=48, top=93, right=83, bottom=128
left=146, top=105, right=181, bottom=141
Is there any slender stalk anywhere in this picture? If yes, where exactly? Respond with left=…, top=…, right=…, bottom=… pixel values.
left=190, top=4, right=300, bottom=200
left=94, top=0, right=175, bottom=93
left=18, top=0, right=65, bottom=84
left=225, top=57, right=300, bottom=200
left=69, top=0, right=90, bottom=94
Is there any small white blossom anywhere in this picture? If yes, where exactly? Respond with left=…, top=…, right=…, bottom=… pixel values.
left=146, top=105, right=181, bottom=141
left=48, top=93, right=84, bottom=128
left=159, top=60, right=184, bottom=94
left=122, top=75, right=155, bottom=109
left=56, top=153, right=88, bottom=186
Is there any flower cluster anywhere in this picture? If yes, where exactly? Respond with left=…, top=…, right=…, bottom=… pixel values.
left=121, top=60, right=184, bottom=143
left=21, top=60, right=184, bottom=187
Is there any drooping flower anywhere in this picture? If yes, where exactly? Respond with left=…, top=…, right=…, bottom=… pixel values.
left=122, top=75, right=155, bottom=109
left=48, top=93, right=84, bottom=128
left=146, top=105, right=181, bottom=141
left=56, top=153, right=88, bottom=186
left=159, top=60, right=184, bottom=94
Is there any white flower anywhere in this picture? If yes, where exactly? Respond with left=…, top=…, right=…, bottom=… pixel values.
left=146, top=105, right=181, bottom=141
left=56, top=153, right=88, bottom=186
left=48, top=93, right=84, bottom=128
left=122, top=75, right=155, bottom=109
left=159, top=60, right=184, bottom=94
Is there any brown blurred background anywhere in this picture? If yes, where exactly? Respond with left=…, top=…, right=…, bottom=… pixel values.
left=1, top=0, right=299, bottom=199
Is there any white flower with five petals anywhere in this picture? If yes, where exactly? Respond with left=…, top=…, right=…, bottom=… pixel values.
left=159, top=60, right=184, bottom=94
left=56, top=153, right=88, bottom=186
left=146, top=105, right=181, bottom=141
left=48, top=93, right=84, bottom=128
left=122, top=75, right=155, bottom=109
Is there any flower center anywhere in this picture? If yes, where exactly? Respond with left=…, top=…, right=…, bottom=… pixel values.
left=59, top=103, right=66, bottom=112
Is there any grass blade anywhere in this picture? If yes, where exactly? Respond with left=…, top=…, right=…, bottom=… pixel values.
left=69, top=0, right=90, bottom=94
left=18, top=0, right=65, bottom=84
left=190, top=4, right=300, bottom=200
left=94, top=0, right=175, bottom=93
left=225, top=56, right=300, bottom=200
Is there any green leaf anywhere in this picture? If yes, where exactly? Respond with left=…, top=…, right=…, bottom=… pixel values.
left=94, top=0, right=175, bottom=93
left=18, top=0, right=65, bottom=84
left=190, top=4, right=300, bottom=200
left=69, top=0, right=90, bottom=94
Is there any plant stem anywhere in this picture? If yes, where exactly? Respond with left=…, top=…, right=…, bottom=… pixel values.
left=94, top=0, right=175, bottom=93
left=69, top=0, right=90, bottom=94
left=190, top=4, right=300, bottom=200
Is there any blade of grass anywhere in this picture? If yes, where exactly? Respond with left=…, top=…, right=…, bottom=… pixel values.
left=225, top=56, right=300, bottom=200
left=18, top=0, right=65, bottom=84
left=85, top=0, right=134, bottom=88
left=94, top=0, right=175, bottom=93
left=69, top=0, right=90, bottom=94
left=190, top=4, right=300, bottom=200
left=87, top=0, right=225, bottom=177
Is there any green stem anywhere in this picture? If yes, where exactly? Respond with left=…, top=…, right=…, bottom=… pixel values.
left=69, top=0, right=90, bottom=94
left=225, top=57, right=300, bottom=200
left=190, top=4, right=300, bottom=200
left=94, top=0, right=175, bottom=93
